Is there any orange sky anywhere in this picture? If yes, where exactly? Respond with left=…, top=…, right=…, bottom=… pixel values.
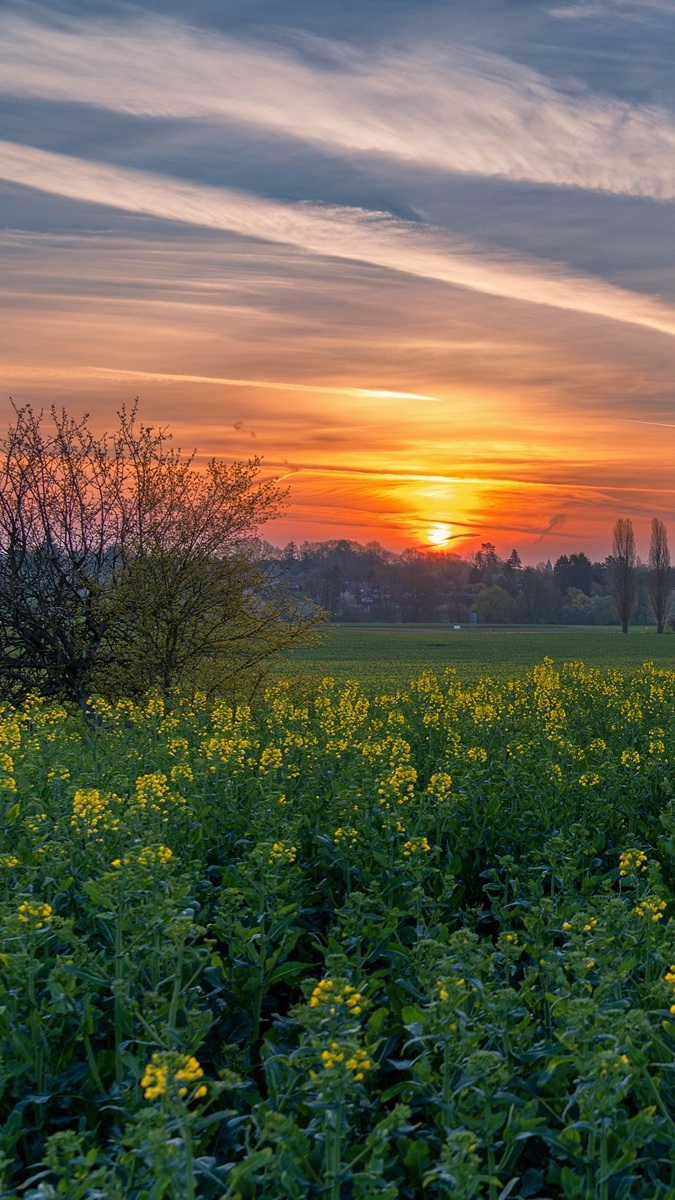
left=3, top=230, right=675, bottom=563
left=3, top=7, right=675, bottom=563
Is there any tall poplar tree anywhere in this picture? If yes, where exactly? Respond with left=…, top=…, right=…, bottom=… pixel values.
left=611, top=518, right=638, bottom=634
left=648, top=517, right=672, bottom=634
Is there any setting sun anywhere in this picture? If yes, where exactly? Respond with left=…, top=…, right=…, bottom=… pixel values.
left=427, top=522, right=452, bottom=547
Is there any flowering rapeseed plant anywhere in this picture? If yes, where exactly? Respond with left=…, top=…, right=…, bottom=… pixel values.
left=140, top=1052, right=207, bottom=1101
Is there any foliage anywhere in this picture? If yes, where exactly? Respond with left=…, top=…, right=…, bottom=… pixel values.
left=470, top=584, right=516, bottom=624
left=0, top=404, right=318, bottom=709
left=4, top=660, right=675, bottom=1194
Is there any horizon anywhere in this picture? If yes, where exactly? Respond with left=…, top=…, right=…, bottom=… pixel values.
left=2, top=0, right=675, bottom=560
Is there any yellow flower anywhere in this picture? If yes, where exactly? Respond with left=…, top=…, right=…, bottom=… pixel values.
left=137, top=845, right=173, bottom=867
left=402, top=836, right=431, bottom=857
left=619, top=849, right=648, bottom=876
left=267, top=841, right=297, bottom=867
left=634, top=898, right=666, bottom=921
left=71, top=788, right=120, bottom=836
left=334, top=826, right=358, bottom=848
left=141, top=1052, right=206, bottom=1101
left=17, top=900, right=53, bottom=930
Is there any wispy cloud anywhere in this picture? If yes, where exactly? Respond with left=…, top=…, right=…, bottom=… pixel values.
left=550, top=1, right=675, bottom=19
left=0, top=361, right=441, bottom=402
left=2, top=13, right=675, bottom=199
left=2, top=141, right=675, bottom=338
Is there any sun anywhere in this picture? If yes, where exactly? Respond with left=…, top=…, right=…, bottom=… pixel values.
left=427, top=522, right=452, bottom=547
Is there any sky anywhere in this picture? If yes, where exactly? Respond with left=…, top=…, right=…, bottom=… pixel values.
left=2, top=0, right=675, bottom=560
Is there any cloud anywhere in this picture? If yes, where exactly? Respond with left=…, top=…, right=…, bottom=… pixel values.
left=550, top=1, right=675, bottom=18
left=0, top=360, right=441, bottom=403
left=3, top=141, right=675, bottom=339
left=2, top=13, right=675, bottom=200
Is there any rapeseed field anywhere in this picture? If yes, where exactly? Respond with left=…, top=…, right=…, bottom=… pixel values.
left=4, top=660, right=675, bottom=1197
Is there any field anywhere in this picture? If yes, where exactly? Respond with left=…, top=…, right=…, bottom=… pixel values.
left=5, top=658, right=675, bottom=1197
left=284, top=623, right=675, bottom=689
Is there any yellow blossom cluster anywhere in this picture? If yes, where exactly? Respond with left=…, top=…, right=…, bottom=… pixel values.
left=259, top=745, right=283, bottom=772
left=619, top=849, right=648, bottom=876
left=377, top=764, right=417, bottom=807
left=166, top=737, right=189, bottom=758
left=427, top=772, right=452, bottom=801
left=47, top=766, right=71, bottom=782
left=0, top=753, right=17, bottom=792
left=402, top=836, right=431, bottom=857
left=132, top=773, right=186, bottom=818
left=0, top=716, right=22, bottom=756
left=578, top=773, right=600, bottom=788
left=169, top=763, right=194, bottom=784
left=309, top=979, right=363, bottom=1017
left=320, top=1042, right=372, bottom=1081
left=0, top=854, right=19, bottom=869
left=649, top=728, right=666, bottom=756
left=562, top=916, right=598, bottom=933
left=25, top=812, right=47, bottom=833
left=141, top=1052, right=207, bottom=1101
left=71, top=788, right=121, bottom=837
left=201, top=733, right=252, bottom=772
left=634, top=898, right=666, bottom=921
left=138, top=844, right=173, bottom=866
left=268, top=841, right=297, bottom=867
left=17, top=900, right=53, bottom=929
left=620, top=749, right=641, bottom=770
left=334, top=826, right=358, bottom=849
left=111, top=845, right=173, bottom=869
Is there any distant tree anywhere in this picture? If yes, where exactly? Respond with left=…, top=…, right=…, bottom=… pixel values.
left=611, top=518, right=638, bottom=634
left=648, top=517, right=672, bottom=633
left=515, top=567, right=561, bottom=624
left=471, top=584, right=516, bottom=624
left=470, top=542, right=500, bottom=585
left=590, top=594, right=618, bottom=625
left=554, top=552, right=594, bottom=597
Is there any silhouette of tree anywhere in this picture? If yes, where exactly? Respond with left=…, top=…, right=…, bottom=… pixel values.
left=611, top=518, right=638, bottom=634
left=648, top=517, right=672, bottom=634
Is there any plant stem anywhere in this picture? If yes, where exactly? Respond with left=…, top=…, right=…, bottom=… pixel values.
left=326, top=1103, right=343, bottom=1200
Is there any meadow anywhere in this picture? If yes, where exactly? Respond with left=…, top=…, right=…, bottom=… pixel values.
left=285, top=623, right=675, bottom=689
left=4, top=657, right=675, bottom=1197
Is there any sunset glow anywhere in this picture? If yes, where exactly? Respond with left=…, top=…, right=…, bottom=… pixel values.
left=1, top=2, right=675, bottom=562
left=427, top=524, right=453, bottom=547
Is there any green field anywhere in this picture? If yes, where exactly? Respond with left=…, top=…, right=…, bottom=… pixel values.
left=284, top=623, right=675, bottom=688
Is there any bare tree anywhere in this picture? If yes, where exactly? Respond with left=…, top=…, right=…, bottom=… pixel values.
left=648, top=517, right=672, bottom=633
left=611, top=518, right=638, bottom=634
left=0, top=403, right=320, bottom=708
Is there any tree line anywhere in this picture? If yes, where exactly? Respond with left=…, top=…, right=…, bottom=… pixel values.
left=274, top=518, right=673, bottom=631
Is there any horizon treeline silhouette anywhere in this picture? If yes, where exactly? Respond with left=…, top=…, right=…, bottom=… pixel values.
left=267, top=522, right=673, bottom=628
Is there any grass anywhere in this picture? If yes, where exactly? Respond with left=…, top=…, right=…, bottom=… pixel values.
left=283, top=623, right=675, bottom=689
